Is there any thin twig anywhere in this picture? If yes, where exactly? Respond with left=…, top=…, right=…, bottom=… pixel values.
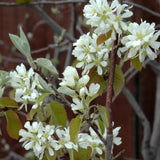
left=0, top=0, right=88, bottom=6
left=31, top=40, right=68, bottom=54
left=113, top=149, right=125, bottom=160
left=30, top=5, right=76, bottom=42
left=124, top=0, right=160, bottom=18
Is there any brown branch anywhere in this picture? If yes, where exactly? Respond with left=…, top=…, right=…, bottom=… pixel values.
left=105, top=39, right=117, bottom=160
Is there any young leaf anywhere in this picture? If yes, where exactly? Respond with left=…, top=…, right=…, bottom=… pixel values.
left=49, top=101, right=67, bottom=127
left=0, top=97, right=18, bottom=109
left=5, top=110, right=22, bottom=139
left=131, top=56, right=142, bottom=71
left=9, top=26, right=31, bottom=61
left=113, top=65, right=125, bottom=96
left=35, top=58, right=59, bottom=76
left=98, top=105, right=109, bottom=128
left=69, top=115, right=82, bottom=144
left=57, top=86, right=77, bottom=98
left=38, top=76, right=55, bottom=94
left=26, top=108, right=38, bottom=120
left=36, top=93, right=51, bottom=105
left=0, top=70, right=10, bottom=87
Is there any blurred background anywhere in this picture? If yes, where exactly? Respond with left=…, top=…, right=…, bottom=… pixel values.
left=0, top=0, right=160, bottom=159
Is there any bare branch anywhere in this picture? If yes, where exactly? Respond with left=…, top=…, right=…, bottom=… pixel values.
left=124, top=0, right=160, bottom=18
left=0, top=0, right=88, bottom=6
left=31, top=40, right=69, bottom=54
left=149, top=61, right=160, bottom=159
left=30, top=5, right=76, bottom=42
left=113, top=149, right=125, bottom=160
left=0, top=151, right=27, bottom=160
left=122, top=87, right=153, bottom=160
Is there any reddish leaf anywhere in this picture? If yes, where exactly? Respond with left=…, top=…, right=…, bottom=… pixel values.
left=97, top=31, right=112, bottom=45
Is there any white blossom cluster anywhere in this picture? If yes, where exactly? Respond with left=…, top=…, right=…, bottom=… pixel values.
left=83, top=0, right=133, bottom=36
left=79, top=126, right=121, bottom=155
left=19, top=121, right=121, bottom=159
left=59, top=66, right=100, bottom=113
left=9, top=63, right=42, bottom=111
left=72, top=33, right=112, bottom=75
left=72, top=0, right=160, bottom=73
left=118, top=21, right=160, bottom=62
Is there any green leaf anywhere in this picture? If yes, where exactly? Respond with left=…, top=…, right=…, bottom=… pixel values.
left=96, top=119, right=105, bottom=135
left=131, top=56, right=142, bottom=71
left=113, top=65, right=124, bottom=96
left=98, top=106, right=109, bottom=128
left=49, top=101, right=67, bottom=127
left=0, top=97, right=18, bottom=109
left=26, top=108, right=38, bottom=120
left=35, top=58, right=59, bottom=76
left=9, top=26, right=31, bottom=61
left=0, top=70, right=10, bottom=87
left=58, top=86, right=76, bottom=98
left=36, top=93, right=51, bottom=105
left=5, top=110, right=22, bottom=139
left=38, top=76, right=55, bottom=94
left=78, top=147, right=92, bottom=160
left=69, top=115, right=82, bottom=144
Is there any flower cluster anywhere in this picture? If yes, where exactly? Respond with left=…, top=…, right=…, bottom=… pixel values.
left=72, top=33, right=112, bottom=75
left=59, top=66, right=100, bottom=113
left=79, top=126, right=121, bottom=155
left=19, top=121, right=121, bottom=159
left=9, top=63, right=42, bottom=111
left=83, top=0, right=133, bottom=36
left=19, top=121, right=78, bottom=160
left=19, top=121, right=57, bottom=159
left=118, top=21, right=160, bottom=62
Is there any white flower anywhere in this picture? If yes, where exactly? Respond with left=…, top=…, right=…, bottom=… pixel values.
left=71, top=98, right=84, bottom=111
left=78, top=127, right=103, bottom=155
left=87, top=83, right=100, bottom=97
left=19, top=121, right=57, bottom=160
left=72, top=33, right=111, bottom=75
left=83, top=0, right=133, bottom=35
left=9, top=64, right=43, bottom=111
left=113, top=127, right=122, bottom=145
left=78, top=123, right=122, bottom=156
left=118, top=21, right=160, bottom=62
left=55, top=127, right=78, bottom=151
left=59, top=66, right=79, bottom=87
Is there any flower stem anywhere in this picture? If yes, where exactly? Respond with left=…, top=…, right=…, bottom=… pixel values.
left=105, top=39, right=117, bottom=160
